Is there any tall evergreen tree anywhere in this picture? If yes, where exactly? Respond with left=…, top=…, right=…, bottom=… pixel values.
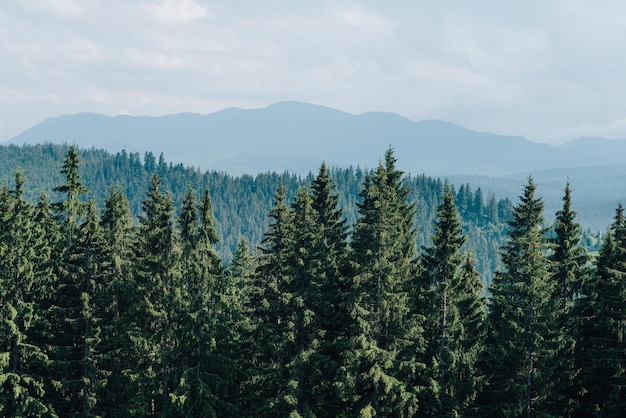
left=283, top=187, right=323, bottom=417
left=338, top=149, right=421, bottom=417
left=576, top=204, right=626, bottom=417
left=53, top=145, right=87, bottom=243
left=96, top=186, right=137, bottom=416
left=46, top=147, right=101, bottom=416
left=66, top=200, right=108, bottom=416
left=480, top=178, right=560, bottom=417
left=550, top=182, right=588, bottom=308
left=227, top=237, right=258, bottom=413
left=241, top=184, right=295, bottom=416
left=0, top=173, right=55, bottom=416
left=420, top=185, right=486, bottom=416
left=309, top=162, right=349, bottom=416
left=455, top=253, right=487, bottom=415
left=172, top=187, right=233, bottom=417
left=29, top=191, right=60, bottom=409
left=130, top=172, right=180, bottom=416
left=549, top=182, right=588, bottom=416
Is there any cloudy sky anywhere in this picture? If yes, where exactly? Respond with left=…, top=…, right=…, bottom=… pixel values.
left=2, top=0, right=626, bottom=144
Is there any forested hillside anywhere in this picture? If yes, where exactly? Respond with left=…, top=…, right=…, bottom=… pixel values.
left=0, top=143, right=511, bottom=282
left=1, top=145, right=624, bottom=416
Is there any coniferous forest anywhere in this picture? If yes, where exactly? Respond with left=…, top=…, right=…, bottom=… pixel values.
left=1, top=145, right=624, bottom=417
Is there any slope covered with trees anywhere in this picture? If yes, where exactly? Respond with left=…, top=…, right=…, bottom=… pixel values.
left=0, top=143, right=511, bottom=283
left=1, top=144, right=621, bottom=416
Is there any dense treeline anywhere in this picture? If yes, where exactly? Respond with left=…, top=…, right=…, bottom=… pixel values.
left=1, top=146, right=622, bottom=416
left=0, top=142, right=512, bottom=283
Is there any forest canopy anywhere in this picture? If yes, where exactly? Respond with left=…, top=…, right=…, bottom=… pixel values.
left=0, top=144, right=621, bottom=417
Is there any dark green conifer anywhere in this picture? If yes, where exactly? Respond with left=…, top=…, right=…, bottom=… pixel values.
left=130, top=172, right=179, bottom=416
left=68, top=200, right=108, bottom=416
left=576, top=204, right=626, bottom=417
left=172, top=187, right=233, bottom=417
left=551, top=182, right=588, bottom=307
left=420, top=185, right=486, bottom=416
left=549, top=182, right=588, bottom=416
left=0, top=173, right=56, bottom=416
left=480, top=178, right=560, bottom=417
left=46, top=148, right=104, bottom=416
left=96, top=186, right=137, bottom=416
left=283, top=187, right=321, bottom=417
left=241, top=184, right=295, bottom=416
left=338, top=149, right=421, bottom=417
left=53, top=145, right=87, bottom=242
left=310, top=162, right=349, bottom=416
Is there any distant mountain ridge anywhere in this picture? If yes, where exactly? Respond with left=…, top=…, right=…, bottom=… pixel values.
left=8, top=101, right=626, bottom=176
left=6, top=101, right=626, bottom=231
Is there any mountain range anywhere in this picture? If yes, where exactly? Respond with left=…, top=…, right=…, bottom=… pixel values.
left=6, top=101, right=626, bottom=230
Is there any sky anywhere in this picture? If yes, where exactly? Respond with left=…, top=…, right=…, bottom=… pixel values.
left=2, top=0, right=626, bottom=145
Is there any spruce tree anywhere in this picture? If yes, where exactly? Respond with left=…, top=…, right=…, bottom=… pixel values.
left=130, top=172, right=180, bottom=416
left=420, top=185, right=486, bottom=416
left=0, top=173, right=55, bottom=416
left=172, top=187, right=233, bottom=417
left=29, top=191, right=60, bottom=406
left=227, top=237, right=258, bottom=413
left=550, top=182, right=588, bottom=308
left=338, top=149, right=421, bottom=417
left=241, top=184, right=295, bottom=416
left=309, top=162, right=349, bottom=416
left=549, top=182, right=588, bottom=416
left=47, top=147, right=100, bottom=416
left=97, top=186, right=137, bottom=416
left=576, top=204, right=626, bottom=417
left=480, top=178, right=560, bottom=417
left=455, top=253, right=487, bottom=415
left=53, top=145, right=87, bottom=243
left=67, top=200, right=108, bottom=416
left=283, top=187, right=323, bottom=417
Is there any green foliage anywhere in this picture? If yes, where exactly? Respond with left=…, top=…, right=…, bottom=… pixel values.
left=171, top=187, right=236, bottom=417
left=419, top=185, right=487, bottom=416
left=0, top=173, right=56, bottom=416
left=480, top=177, right=564, bottom=417
left=130, top=172, right=180, bottom=416
left=0, top=143, right=508, bottom=282
left=575, top=204, right=626, bottom=417
left=338, top=149, right=421, bottom=417
left=7, top=143, right=626, bottom=417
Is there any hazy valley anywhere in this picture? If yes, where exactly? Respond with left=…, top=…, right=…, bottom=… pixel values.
left=7, top=101, right=626, bottom=231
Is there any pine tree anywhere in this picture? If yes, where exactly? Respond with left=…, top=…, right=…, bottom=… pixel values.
left=47, top=147, right=102, bottom=416
left=97, top=186, right=137, bottom=416
left=282, top=187, right=323, bottom=417
left=227, top=237, right=258, bottom=413
left=29, top=191, right=60, bottom=407
left=67, top=200, right=108, bottom=416
left=130, top=172, right=180, bottom=416
left=241, top=184, right=295, bottom=416
left=455, top=253, right=487, bottom=415
left=480, top=177, right=560, bottom=417
left=172, top=187, right=233, bottom=417
left=576, top=204, right=626, bottom=417
left=419, top=185, right=486, bottom=416
left=229, top=238, right=257, bottom=286
left=53, top=145, right=87, bottom=243
left=309, top=162, right=349, bottom=416
left=0, top=173, right=56, bottom=416
left=551, top=182, right=588, bottom=308
left=338, top=149, right=421, bottom=417
left=549, top=182, right=588, bottom=416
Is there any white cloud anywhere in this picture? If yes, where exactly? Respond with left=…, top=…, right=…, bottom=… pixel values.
left=139, top=0, right=210, bottom=24
left=18, top=0, right=85, bottom=18
left=4, top=0, right=626, bottom=144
